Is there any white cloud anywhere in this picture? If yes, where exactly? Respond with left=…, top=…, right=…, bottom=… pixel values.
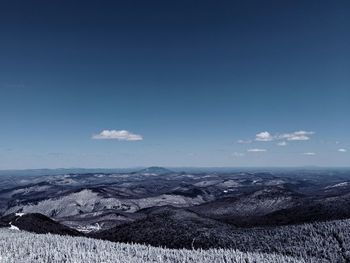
left=302, top=152, right=316, bottom=156
left=92, top=130, right=143, bottom=141
left=255, top=131, right=273, bottom=141
left=279, top=131, right=315, bottom=141
left=237, top=139, right=252, bottom=144
left=247, top=148, right=267, bottom=152
left=338, top=148, right=347, bottom=152
left=277, top=141, right=287, bottom=146
left=253, top=130, right=315, bottom=142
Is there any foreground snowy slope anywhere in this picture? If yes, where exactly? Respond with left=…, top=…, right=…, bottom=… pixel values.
left=0, top=229, right=304, bottom=263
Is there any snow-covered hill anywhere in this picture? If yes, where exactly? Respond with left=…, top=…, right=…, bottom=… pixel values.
left=0, top=228, right=304, bottom=263
left=5, top=188, right=204, bottom=221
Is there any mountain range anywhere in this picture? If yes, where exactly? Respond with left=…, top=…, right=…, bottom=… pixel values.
left=1, top=167, right=350, bottom=261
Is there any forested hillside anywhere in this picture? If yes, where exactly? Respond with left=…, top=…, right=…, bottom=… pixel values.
left=3, top=217, right=350, bottom=262
left=0, top=229, right=304, bottom=263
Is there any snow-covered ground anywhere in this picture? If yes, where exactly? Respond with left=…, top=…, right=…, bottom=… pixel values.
left=0, top=228, right=305, bottom=263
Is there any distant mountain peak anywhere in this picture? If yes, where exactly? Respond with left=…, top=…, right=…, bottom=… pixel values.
left=138, top=166, right=173, bottom=175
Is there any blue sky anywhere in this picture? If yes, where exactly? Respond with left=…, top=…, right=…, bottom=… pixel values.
left=0, top=0, right=349, bottom=169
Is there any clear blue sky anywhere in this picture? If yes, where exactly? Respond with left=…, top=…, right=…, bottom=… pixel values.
left=0, top=0, right=349, bottom=169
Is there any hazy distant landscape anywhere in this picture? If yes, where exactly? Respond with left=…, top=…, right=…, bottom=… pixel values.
left=1, top=167, right=350, bottom=262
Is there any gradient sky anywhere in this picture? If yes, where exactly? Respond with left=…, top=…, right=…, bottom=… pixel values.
left=0, top=0, right=349, bottom=169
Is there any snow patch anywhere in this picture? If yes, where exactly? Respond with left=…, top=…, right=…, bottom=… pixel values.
left=9, top=222, right=20, bottom=231
left=325, top=182, right=349, bottom=189
left=76, top=223, right=102, bottom=233
left=15, top=213, right=25, bottom=217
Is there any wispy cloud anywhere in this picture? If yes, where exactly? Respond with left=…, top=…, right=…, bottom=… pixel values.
left=279, top=131, right=315, bottom=141
left=251, top=130, right=315, bottom=142
left=237, top=139, right=252, bottom=144
left=92, top=130, right=143, bottom=141
left=248, top=148, right=267, bottom=152
left=302, top=152, right=316, bottom=156
left=232, top=152, right=245, bottom=157
left=277, top=141, right=287, bottom=146
left=338, top=148, right=347, bottom=152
